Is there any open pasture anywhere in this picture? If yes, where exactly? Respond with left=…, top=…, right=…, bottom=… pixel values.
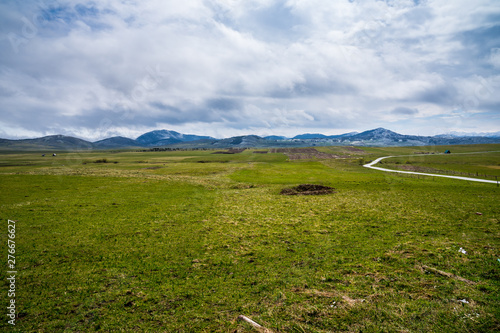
left=376, top=149, right=500, bottom=181
left=1, top=144, right=499, bottom=332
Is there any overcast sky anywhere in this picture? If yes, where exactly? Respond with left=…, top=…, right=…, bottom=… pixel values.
left=1, top=0, right=499, bottom=140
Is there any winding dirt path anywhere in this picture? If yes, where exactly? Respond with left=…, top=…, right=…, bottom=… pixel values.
left=363, top=155, right=499, bottom=184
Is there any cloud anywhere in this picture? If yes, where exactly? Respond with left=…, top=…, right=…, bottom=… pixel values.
left=206, top=98, right=242, bottom=111
left=391, top=107, right=419, bottom=116
left=489, top=48, right=500, bottom=68
left=0, top=0, right=499, bottom=140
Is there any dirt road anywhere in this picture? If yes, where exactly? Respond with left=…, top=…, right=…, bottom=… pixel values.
left=363, top=155, right=499, bottom=184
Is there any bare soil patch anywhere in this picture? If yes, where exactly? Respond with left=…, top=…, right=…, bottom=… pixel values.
left=212, top=148, right=246, bottom=154
left=280, top=184, right=336, bottom=195
left=270, top=148, right=345, bottom=160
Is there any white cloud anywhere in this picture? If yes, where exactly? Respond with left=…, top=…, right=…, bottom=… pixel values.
left=0, top=0, right=498, bottom=140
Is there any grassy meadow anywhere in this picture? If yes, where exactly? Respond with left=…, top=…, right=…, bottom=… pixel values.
left=1, top=144, right=499, bottom=332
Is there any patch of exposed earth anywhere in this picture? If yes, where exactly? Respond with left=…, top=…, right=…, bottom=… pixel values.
left=269, top=148, right=347, bottom=160
left=280, top=184, right=336, bottom=195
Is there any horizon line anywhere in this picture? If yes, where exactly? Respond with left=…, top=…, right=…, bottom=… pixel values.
left=2, top=127, right=500, bottom=142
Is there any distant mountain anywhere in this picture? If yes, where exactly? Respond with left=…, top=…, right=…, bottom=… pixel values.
left=440, top=131, right=500, bottom=138
left=33, top=135, right=94, bottom=149
left=264, top=135, right=287, bottom=140
left=329, top=131, right=359, bottom=138
left=1, top=128, right=499, bottom=150
left=210, top=135, right=268, bottom=148
left=0, top=135, right=93, bottom=150
left=136, top=130, right=214, bottom=146
left=343, top=128, right=500, bottom=146
left=292, top=132, right=359, bottom=140
left=350, top=128, right=406, bottom=141
left=93, top=136, right=139, bottom=149
left=293, top=133, right=328, bottom=139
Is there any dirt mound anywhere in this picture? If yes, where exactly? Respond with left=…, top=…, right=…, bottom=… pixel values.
left=280, top=184, right=336, bottom=195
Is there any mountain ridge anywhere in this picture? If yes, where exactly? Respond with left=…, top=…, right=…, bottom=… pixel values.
left=135, top=130, right=215, bottom=146
left=1, top=128, right=499, bottom=150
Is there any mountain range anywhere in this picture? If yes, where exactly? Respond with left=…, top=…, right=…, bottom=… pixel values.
left=1, top=128, right=499, bottom=150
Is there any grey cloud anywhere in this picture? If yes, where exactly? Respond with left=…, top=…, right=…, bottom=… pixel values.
left=268, top=76, right=357, bottom=99
left=149, top=101, right=229, bottom=124
left=454, top=25, right=500, bottom=72
left=391, top=107, right=419, bottom=115
left=206, top=98, right=242, bottom=111
left=413, top=85, right=457, bottom=105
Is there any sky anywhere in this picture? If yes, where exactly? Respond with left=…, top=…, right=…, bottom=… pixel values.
left=1, top=0, right=499, bottom=141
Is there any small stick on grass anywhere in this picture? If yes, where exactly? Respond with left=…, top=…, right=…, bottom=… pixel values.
left=422, top=265, right=476, bottom=284
left=238, top=315, right=274, bottom=333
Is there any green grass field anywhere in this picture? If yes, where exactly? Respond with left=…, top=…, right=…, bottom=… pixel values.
left=376, top=151, right=500, bottom=181
left=1, top=144, right=499, bottom=332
